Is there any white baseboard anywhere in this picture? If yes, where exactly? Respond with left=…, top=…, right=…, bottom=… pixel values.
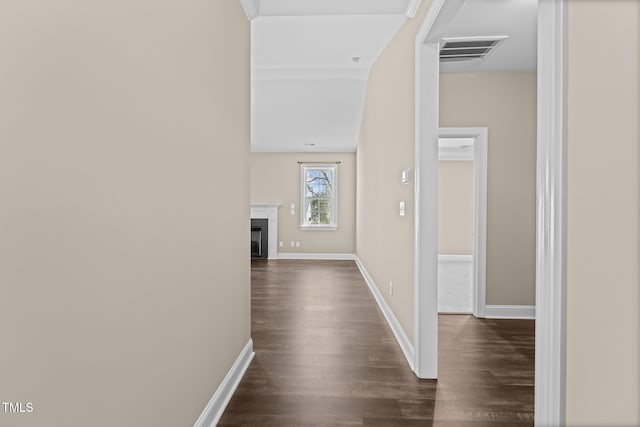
left=484, top=305, right=536, bottom=320
left=354, top=256, right=414, bottom=370
left=193, top=339, right=254, bottom=427
left=438, top=254, right=473, bottom=262
left=277, top=253, right=356, bottom=261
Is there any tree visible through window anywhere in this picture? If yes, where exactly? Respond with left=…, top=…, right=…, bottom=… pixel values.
left=301, top=164, right=337, bottom=229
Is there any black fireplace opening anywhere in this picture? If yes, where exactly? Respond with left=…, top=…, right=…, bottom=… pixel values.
left=251, top=218, right=268, bottom=259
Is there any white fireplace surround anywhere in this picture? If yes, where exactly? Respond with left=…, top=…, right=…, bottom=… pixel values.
left=250, top=203, right=280, bottom=260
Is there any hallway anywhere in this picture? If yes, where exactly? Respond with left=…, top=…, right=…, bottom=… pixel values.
left=219, top=260, right=534, bottom=426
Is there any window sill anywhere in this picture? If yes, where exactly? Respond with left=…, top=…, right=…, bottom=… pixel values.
left=301, top=225, right=338, bottom=231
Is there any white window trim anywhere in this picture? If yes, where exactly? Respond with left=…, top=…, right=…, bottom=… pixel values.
left=300, top=163, right=338, bottom=230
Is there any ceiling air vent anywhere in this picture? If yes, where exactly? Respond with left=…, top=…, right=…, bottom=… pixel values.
left=439, top=36, right=508, bottom=63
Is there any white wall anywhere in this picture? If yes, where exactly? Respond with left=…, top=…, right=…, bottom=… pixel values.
left=0, top=1, right=251, bottom=426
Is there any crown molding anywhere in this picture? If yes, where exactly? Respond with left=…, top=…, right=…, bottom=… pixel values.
left=240, top=0, right=259, bottom=21
left=245, top=0, right=414, bottom=17
left=406, top=0, right=422, bottom=18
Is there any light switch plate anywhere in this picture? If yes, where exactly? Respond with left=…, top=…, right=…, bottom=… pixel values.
left=402, top=168, right=411, bottom=184
left=399, top=201, right=406, bottom=216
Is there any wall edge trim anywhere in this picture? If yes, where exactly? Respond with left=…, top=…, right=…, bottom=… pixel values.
left=484, top=305, right=536, bottom=320
left=276, top=253, right=356, bottom=260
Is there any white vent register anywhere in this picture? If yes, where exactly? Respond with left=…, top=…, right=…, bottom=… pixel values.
left=439, top=36, right=508, bottom=63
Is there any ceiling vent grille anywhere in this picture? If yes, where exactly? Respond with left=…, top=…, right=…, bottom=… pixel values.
left=439, top=36, right=508, bottom=63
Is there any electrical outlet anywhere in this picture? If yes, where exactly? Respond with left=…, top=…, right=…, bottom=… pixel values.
left=389, top=281, right=394, bottom=296
left=279, top=241, right=284, bottom=248
left=295, top=241, right=300, bottom=248
left=290, top=241, right=295, bottom=248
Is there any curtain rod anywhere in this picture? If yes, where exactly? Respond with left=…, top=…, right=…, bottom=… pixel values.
left=297, top=161, right=341, bottom=164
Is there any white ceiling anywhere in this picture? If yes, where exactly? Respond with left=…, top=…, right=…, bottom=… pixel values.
left=440, top=0, right=537, bottom=73
left=247, top=0, right=416, bottom=152
left=246, top=0, right=537, bottom=153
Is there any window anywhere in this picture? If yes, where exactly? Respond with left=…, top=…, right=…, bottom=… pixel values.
left=300, top=163, right=337, bottom=230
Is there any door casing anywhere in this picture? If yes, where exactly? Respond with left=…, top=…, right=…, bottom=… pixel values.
left=414, top=1, right=567, bottom=425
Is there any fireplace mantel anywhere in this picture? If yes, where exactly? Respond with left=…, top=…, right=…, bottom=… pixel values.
left=250, top=203, right=280, bottom=260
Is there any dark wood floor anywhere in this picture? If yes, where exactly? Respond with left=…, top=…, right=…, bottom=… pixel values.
left=219, top=260, right=534, bottom=426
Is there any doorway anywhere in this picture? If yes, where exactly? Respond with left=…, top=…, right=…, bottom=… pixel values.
left=437, top=128, right=487, bottom=317
left=414, top=0, right=567, bottom=425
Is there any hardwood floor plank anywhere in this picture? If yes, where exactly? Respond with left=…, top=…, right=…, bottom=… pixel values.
left=219, top=260, right=534, bottom=425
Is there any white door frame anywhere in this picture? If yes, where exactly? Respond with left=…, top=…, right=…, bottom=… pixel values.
left=414, top=0, right=567, bottom=425
left=534, top=1, right=567, bottom=425
left=413, top=0, right=465, bottom=382
left=438, top=128, right=488, bottom=318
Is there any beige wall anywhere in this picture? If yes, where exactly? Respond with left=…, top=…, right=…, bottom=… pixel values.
left=439, top=161, right=474, bottom=255
left=0, top=2, right=250, bottom=427
left=566, top=0, right=640, bottom=424
left=357, top=1, right=432, bottom=339
left=440, top=73, right=537, bottom=306
left=251, top=152, right=356, bottom=254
